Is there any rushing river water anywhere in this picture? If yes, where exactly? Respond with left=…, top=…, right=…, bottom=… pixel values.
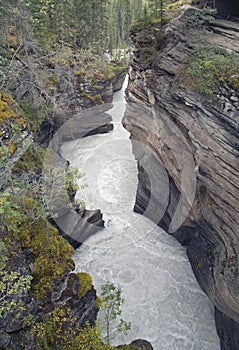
left=60, top=79, right=220, bottom=350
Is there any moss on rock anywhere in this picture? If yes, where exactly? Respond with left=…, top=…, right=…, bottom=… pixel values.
left=0, top=92, right=29, bottom=126
left=4, top=195, right=75, bottom=300
left=0, top=92, right=32, bottom=158
left=77, top=272, right=93, bottom=298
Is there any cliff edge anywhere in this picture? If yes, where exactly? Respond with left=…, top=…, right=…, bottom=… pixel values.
left=124, top=7, right=239, bottom=349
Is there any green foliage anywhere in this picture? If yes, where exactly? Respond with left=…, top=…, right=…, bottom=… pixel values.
left=77, top=272, right=93, bottom=298
left=32, top=306, right=77, bottom=349
left=130, top=20, right=165, bottom=71
left=32, top=280, right=134, bottom=349
left=0, top=120, right=83, bottom=300
left=74, top=48, right=129, bottom=84
left=99, top=282, right=131, bottom=344
left=77, top=323, right=114, bottom=350
left=0, top=0, right=135, bottom=128
left=13, top=143, right=45, bottom=173
left=130, top=13, right=161, bottom=33
left=64, top=166, right=80, bottom=196
left=130, top=0, right=186, bottom=31
left=33, top=306, right=115, bottom=350
left=104, top=60, right=129, bottom=78
left=0, top=240, right=7, bottom=269
left=186, top=8, right=215, bottom=29
left=43, top=150, right=85, bottom=214
left=0, top=193, right=21, bottom=232
left=32, top=303, right=137, bottom=350
left=96, top=295, right=103, bottom=309
left=164, top=0, right=191, bottom=15
left=0, top=92, right=30, bottom=151
left=31, top=220, right=75, bottom=299
left=0, top=241, right=32, bottom=318
left=1, top=193, right=75, bottom=299
left=186, top=46, right=239, bottom=95
left=1, top=0, right=145, bottom=55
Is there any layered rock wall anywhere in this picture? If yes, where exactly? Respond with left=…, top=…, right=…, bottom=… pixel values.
left=124, top=8, right=239, bottom=349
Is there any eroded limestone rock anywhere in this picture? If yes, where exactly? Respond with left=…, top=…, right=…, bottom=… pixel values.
left=124, top=7, right=239, bottom=349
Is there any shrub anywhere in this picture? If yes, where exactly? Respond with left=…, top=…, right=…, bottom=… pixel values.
left=33, top=306, right=115, bottom=350
left=186, top=46, right=239, bottom=95
left=0, top=241, right=32, bottom=318
left=2, top=194, right=74, bottom=299
left=186, top=8, right=215, bottom=29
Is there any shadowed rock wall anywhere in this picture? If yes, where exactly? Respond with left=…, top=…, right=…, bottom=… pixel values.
left=123, top=7, right=239, bottom=350
left=216, top=0, right=239, bottom=17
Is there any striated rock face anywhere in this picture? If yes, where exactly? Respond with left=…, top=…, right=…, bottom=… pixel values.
left=113, top=71, right=128, bottom=92
left=43, top=104, right=116, bottom=248
left=37, top=72, right=126, bottom=146
left=215, top=307, right=239, bottom=350
left=123, top=7, right=239, bottom=349
left=52, top=208, right=104, bottom=249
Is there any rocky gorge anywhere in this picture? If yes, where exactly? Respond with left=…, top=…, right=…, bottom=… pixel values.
left=0, top=67, right=129, bottom=348
left=123, top=6, right=239, bottom=350
left=1, top=3, right=239, bottom=349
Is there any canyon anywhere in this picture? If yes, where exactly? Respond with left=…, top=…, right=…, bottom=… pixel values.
left=123, top=7, right=239, bottom=349
left=60, top=79, right=220, bottom=350
left=1, top=4, right=238, bottom=349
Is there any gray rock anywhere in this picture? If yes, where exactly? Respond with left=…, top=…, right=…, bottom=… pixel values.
left=230, top=95, right=239, bottom=102
left=113, top=71, right=127, bottom=92
left=53, top=208, right=104, bottom=248
left=215, top=307, right=239, bottom=350
left=124, top=7, right=239, bottom=349
left=0, top=331, right=11, bottom=348
left=130, top=339, right=153, bottom=349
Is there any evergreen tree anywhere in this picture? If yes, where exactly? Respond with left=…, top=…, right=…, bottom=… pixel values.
left=131, top=0, right=144, bottom=19
left=72, top=0, right=92, bottom=49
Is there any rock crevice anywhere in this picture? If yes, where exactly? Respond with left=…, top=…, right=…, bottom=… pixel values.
left=124, top=8, right=239, bottom=349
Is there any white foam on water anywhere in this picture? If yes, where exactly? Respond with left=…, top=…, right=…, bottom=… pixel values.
left=60, top=79, right=220, bottom=349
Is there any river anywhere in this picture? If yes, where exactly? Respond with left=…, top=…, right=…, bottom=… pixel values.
left=60, top=78, right=220, bottom=350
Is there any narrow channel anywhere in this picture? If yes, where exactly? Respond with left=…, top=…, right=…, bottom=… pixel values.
left=60, top=78, right=220, bottom=350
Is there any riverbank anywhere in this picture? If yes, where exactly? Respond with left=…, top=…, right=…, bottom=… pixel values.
left=60, top=77, right=220, bottom=349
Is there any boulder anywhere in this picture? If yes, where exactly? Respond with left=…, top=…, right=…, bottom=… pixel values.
left=130, top=339, right=153, bottom=349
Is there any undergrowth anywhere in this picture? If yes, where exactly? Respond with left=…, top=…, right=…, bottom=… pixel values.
left=186, top=46, right=239, bottom=95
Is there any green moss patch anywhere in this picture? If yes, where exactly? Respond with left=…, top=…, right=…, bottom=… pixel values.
left=77, top=272, right=93, bottom=298
left=3, top=195, right=74, bottom=299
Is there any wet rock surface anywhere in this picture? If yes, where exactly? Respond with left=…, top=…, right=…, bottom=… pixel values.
left=53, top=208, right=105, bottom=249
left=43, top=104, right=116, bottom=248
left=0, top=73, right=125, bottom=350
left=113, top=71, right=128, bottom=92
left=123, top=7, right=239, bottom=349
left=37, top=72, right=126, bottom=146
left=215, top=307, right=239, bottom=350
left=67, top=78, right=219, bottom=349
left=130, top=339, right=153, bottom=349
left=0, top=254, right=98, bottom=349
